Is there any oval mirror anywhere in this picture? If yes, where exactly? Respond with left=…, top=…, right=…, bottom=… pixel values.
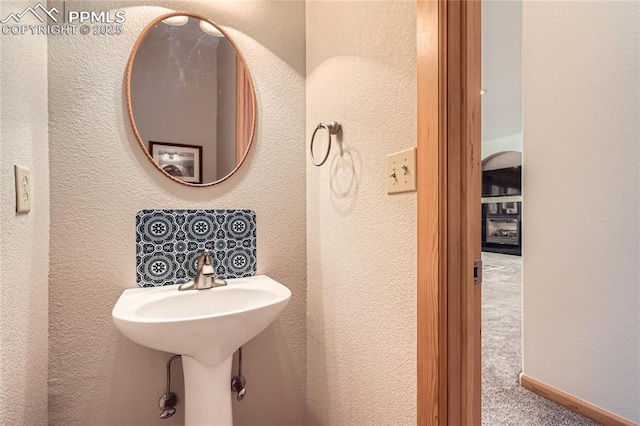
left=126, top=13, right=256, bottom=186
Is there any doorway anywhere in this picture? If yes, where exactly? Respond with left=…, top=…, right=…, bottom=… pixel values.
left=417, top=1, right=639, bottom=426
left=480, top=1, right=527, bottom=423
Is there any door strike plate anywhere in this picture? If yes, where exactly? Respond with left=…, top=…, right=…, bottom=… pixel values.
left=474, top=260, right=482, bottom=285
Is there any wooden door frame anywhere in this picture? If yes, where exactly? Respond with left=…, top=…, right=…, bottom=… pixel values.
left=417, top=1, right=482, bottom=425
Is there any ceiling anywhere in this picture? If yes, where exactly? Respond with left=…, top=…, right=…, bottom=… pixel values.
left=482, top=0, right=522, bottom=142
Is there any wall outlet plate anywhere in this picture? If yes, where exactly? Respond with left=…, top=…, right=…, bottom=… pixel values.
left=387, top=147, right=417, bottom=194
left=14, top=165, right=31, bottom=213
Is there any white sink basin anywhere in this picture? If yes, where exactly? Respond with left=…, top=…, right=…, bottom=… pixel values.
left=112, top=275, right=291, bottom=426
left=135, top=288, right=277, bottom=320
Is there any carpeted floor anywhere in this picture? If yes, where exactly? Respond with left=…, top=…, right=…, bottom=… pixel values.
left=482, top=252, right=597, bottom=425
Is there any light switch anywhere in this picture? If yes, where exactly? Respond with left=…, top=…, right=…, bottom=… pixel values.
left=14, top=165, right=31, bottom=213
left=387, top=147, right=417, bottom=194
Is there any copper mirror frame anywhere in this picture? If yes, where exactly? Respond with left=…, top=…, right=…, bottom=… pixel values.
left=125, top=12, right=257, bottom=187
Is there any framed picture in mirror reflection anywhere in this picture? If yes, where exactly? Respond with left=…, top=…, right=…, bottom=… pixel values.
left=149, top=141, right=203, bottom=184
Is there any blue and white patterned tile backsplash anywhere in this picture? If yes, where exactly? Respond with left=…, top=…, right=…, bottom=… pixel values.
left=136, top=209, right=257, bottom=287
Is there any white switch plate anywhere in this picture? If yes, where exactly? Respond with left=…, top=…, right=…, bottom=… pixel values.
left=14, top=165, right=31, bottom=213
left=387, top=147, right=417, bottom=194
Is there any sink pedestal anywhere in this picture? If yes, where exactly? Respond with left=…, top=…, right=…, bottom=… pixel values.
left=112, top=276, right=291, bottom=425
left=182, top=355, right=233, bottom=426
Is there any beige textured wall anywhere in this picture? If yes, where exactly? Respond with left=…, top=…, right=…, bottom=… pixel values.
left=0, top=0, right=49, bottom=423
left=305, top=1, right=417, bottom=424
left=48, top=2, right=306, bottom=425
left=522, top=1, right=639, bottom=422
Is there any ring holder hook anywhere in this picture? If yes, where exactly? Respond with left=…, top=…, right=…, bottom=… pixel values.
left=310, top=121, right=342, bottom=167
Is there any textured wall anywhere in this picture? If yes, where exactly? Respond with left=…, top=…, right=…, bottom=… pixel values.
left=48, top=2, right=306, bottom=425
left=305, top=1, right=417, bottom=424
left=0, top=22, right=2, bottom=414
left=0, top=0, right=49, bottom=423
left=522, top=1, right=639, bottom=422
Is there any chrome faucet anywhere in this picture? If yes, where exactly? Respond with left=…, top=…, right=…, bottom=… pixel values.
left=178, top=250, right=227, bottom=291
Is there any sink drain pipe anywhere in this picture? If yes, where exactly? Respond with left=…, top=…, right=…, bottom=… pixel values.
left=159, top=348, right=246, bottom=420
left=159, top=355, right=181, bottom=419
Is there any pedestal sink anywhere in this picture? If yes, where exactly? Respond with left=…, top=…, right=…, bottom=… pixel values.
left=112, top=275, right=291, bottom=426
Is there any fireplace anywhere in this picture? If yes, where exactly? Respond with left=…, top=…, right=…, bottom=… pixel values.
left=481, top=153, right=522, bottom=256
left=486, top=217, right=519, bottom=245
left=482, top=203, right=522, bottom=255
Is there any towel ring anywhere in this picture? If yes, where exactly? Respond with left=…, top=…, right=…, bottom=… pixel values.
left=310, top=121, right=342, bottom=167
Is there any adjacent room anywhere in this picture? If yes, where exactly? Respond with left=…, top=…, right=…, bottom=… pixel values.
left=481, top=1, right=638, bottom=425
